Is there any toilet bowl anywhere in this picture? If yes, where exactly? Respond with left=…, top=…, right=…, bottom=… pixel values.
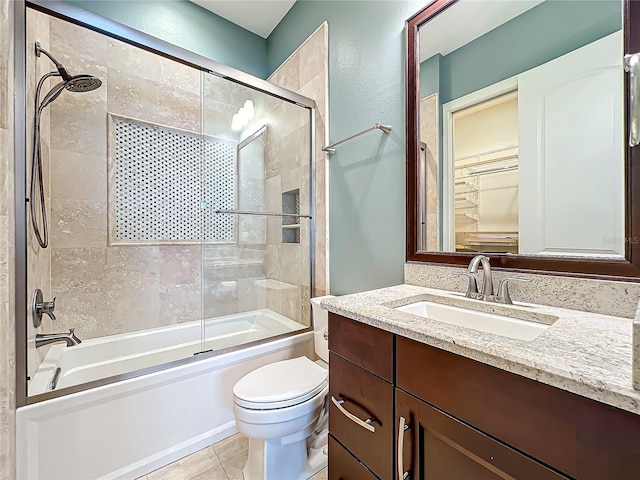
left=232, top=295, right=334, bottom=480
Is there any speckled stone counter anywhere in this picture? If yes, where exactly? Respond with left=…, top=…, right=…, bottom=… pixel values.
left=322, top=284, right=640, bottom=415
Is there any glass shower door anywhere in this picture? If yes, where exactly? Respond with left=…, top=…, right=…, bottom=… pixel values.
left=200, top=72, right=313, bottom=355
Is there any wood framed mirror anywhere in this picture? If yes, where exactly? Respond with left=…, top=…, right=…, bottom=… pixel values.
left=406, top=0, right=640, bottom=280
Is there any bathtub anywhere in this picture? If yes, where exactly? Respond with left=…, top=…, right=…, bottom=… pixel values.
left=29, top=309, right=306, bottom=394
left=17, top=309, right=313, bottom=479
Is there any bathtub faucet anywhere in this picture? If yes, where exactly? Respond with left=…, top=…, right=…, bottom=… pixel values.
left=35, top=328, right=82, bottom=348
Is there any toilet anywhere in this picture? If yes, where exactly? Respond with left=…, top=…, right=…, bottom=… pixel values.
left=232, top=295, right=333, bottom=480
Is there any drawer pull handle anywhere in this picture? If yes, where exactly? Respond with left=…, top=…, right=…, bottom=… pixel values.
left=331, top=396, right=376, bottom=433
left=398, top=416, right=411, bottom=480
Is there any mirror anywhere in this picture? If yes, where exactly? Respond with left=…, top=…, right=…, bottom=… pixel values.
left=406, top=0, right=640, bottom=278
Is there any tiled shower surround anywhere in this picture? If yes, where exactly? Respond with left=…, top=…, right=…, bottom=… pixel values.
left=269, top=23, right=329, bottom=303
left=24, top=10, right=328, bottom=380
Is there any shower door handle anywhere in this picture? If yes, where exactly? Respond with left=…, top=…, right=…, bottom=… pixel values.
left=625, top=53, right=640, bottom=147
left=214, top=209, right=311, bottom=218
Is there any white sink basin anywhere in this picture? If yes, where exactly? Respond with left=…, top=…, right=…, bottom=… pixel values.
left=395, top=301, right=549, bottom=341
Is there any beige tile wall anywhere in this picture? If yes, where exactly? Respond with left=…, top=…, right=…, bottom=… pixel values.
left=45, top=18, right=208, bottom=341
left=267, top=23, right=329, bottom=325
left=0, top=1, right=16, bottom=478
left=26, top=9, right=54, bottom=379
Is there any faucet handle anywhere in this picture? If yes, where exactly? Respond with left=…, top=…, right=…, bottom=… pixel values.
left=42, top=297, right=56, bottom=321
left=452, top=271, right=479, bottom=298
left=496, top=277, right=531, bottom=304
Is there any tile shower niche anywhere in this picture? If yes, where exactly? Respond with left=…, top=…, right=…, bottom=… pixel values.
left=282, top=189, right=300, bottom=243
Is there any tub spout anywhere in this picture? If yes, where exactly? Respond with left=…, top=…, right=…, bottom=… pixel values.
left=35, top=328, right=81, bottom=348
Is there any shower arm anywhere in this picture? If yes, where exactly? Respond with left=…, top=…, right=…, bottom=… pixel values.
left=35, top=42, right=72, bottom=81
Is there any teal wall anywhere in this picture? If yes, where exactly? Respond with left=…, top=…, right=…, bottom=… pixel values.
left=67, top=0, right=268, bottom=78
left=420, top=0, right=622, bottom=104
left=268, top=0, right=425, bottom=295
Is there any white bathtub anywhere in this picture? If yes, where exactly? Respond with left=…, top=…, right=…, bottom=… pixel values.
left=17, top=309, right=313, bottom=480
left=29, top=309, right=306, bottom=395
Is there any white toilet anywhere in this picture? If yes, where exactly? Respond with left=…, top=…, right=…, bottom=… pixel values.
left=232, top=295, right=333, bottom=480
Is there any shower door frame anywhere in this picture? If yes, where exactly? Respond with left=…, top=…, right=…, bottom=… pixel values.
left=13, top=0, right=318, bottom=407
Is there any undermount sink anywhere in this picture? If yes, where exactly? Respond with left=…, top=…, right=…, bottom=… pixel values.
left=395, top=301, right=549, bottom=341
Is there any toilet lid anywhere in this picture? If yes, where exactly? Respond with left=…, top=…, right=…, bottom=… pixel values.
left=233, top=357, right=328, bottom=409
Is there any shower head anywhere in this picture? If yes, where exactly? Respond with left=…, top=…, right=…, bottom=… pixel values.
left=65, top=74, right=102, bottom=93
left=37, top=74, right=102, bottom=111
left=38, top=81, right=68, bottom=111
left=35, top=41, right=102, bottom=100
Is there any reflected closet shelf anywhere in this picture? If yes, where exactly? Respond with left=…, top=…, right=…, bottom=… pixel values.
left=454, top=196, right=478, bottom=208
left=455, top=212, right=479, bottom=224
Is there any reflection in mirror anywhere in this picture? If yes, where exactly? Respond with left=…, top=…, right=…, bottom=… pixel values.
left=417, top=0, right=624, bottom=258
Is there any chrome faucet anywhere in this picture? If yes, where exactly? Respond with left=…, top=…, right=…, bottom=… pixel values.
left=35, top=328, right=81, bottom=348
left=467, top=255, right=493, bottom=301
left=453, top=255, right=530, bottom=304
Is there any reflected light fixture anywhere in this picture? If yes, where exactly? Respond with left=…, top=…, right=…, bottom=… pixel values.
left=231, top=100, right=255, bottom=131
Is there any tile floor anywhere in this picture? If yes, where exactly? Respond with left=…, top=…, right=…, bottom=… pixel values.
left=137, top=433, right=328, bottom=480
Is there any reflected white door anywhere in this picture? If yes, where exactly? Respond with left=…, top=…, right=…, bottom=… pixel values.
left=518, top=31, right=624, bottom=257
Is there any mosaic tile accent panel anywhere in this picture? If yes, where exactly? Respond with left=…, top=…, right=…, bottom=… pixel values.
left=112, top=116, right=236, bottom=243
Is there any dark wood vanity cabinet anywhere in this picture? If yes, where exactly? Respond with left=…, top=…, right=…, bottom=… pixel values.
left=328, top=313, right=640, bottom=480
left=396, top=336, right=640, bottom=480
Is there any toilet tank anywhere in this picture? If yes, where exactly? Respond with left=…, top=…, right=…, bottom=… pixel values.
left=310, top=295, right=334, bottom=363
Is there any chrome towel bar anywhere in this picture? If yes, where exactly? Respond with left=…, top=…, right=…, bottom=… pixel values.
left=322, top=122, right=392, bottom=155
left=214, top=209, right=312, bottom=219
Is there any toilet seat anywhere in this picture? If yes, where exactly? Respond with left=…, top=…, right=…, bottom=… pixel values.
left=233, top=357, right=328, bottom=410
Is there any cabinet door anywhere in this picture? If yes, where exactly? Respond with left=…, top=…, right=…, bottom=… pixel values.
left=396, top=389, right=568, bottom=480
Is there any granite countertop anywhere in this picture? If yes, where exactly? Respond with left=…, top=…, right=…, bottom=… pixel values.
left=321, top=284, right=640, bottom=415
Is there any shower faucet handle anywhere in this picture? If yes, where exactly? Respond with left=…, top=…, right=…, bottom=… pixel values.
left=32, top=289, right=56, bottom=327
left=40, top=297, right=57, bottom=321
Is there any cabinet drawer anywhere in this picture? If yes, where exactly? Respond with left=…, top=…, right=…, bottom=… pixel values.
left=328, top=313, right=393, bottom=381
left=328, top=435, right=379, bottom=480
left=329, top=352, right=393, bottom=480
left=397, top=336, right=640, bottom=479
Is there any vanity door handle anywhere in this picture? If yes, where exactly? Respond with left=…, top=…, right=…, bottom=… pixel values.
left=398, top=416, right=411, bottom=480
left=331, top=396, right=376, bottom=432
left=625, top=53, right=640, bottom=147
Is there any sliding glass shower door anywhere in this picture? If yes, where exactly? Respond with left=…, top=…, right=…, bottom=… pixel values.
left=200, top=73, right=313, bottom=354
